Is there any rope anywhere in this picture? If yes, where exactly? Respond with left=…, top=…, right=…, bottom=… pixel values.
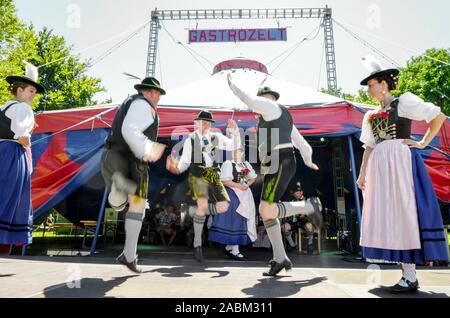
left=333, top=18, right=450, bottom=67
left=333, top=18, right=401, bottom=68
left=88, top=23, right=149, bottom=67
left=266, top=19, right=323, bottom=67
left=31, top=105, right=118, bottom=146
left=160, top=21, right=214, bottom=74
left=37, top=19, right=152, bottom=68
left=37, top=22, right=148, bottom=111
left=270, top=21, right=323, bottom=75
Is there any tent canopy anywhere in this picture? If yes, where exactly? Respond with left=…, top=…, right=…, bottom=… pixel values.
left=30, top=59, right=450, bottom=222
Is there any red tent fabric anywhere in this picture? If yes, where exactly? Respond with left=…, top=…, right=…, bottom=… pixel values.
left=30, top=102, right=449, bottom=219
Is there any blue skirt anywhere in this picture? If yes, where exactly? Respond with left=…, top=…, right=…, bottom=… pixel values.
left=362, top=149, right=449, bottom=264
left=208, top=188, right=252, bottom=245
left=0, top=141, right=33, bottom=245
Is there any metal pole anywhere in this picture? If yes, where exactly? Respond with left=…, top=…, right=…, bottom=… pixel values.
left=347, top=136, right=362, bottom=231
left=323, top=6, right=338, bottom=93
left=146, top=10, right=160, bottom=77
left=90, top=187, right=108, bottom=256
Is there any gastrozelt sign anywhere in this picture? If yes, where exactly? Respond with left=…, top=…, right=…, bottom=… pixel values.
left=189, top=28, right=287, bottom=43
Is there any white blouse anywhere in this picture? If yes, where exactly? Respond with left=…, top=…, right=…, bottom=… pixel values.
left=220, top=160, right=257, bottom=181
left=121, top=98, right=158, bottom=160
left=360, top=92, right=441, bottom=149
left=177, top=130, right=241, bottom=174
left=1, top=100, right=35, bottom=139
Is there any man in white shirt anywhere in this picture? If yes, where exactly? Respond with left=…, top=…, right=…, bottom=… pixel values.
left=166, top=110, right=241, bottom=262
left=101, top=77, right=167, bottom=273
left=227, top=74, right=323, bottom=276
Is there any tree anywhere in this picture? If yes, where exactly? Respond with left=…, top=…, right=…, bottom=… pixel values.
left=324, top=48, right=450, bottom=115
left=0, top=0, right=23, bottom=48
left=34, top=28, right=104, bottom=111
left=395, top=48, right=450, bottom=116
left=0, top=1, right=105, bottom=111
left=321, top=88, right=378, bottom=106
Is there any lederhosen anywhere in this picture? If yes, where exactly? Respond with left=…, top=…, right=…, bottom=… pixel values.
left=259, top=105, right=296, bottom=204
left=101, top=94, right=159, bottom=199
left=187, top=132, right=229, bottom=203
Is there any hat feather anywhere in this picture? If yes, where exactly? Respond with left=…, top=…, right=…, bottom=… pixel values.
left=361, top=55, right=383, bottom=73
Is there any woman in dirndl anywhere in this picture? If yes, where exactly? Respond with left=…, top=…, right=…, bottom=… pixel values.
left=209, top=147, right=258, bottom=260
left=357, top=56, right=448, bottom=294
left=0, top=62, right=45, bottom=248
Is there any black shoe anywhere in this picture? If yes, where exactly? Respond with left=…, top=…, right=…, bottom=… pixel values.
left=308, top=197, right=323, bottom=229
left=116, top=253, right=142, bottom=274
left=193, top=246, right=204, bottom=263
left=390, top=278, right=419, bottom=294
left=285, top=245, right=295, bottom=252
left=307, top=243, right=314, bottom=255
left=229, top=253, right=247, bottom=261
left=223, top=247, right=232, bottom=256
left=263, top=259, right=292, bottom=277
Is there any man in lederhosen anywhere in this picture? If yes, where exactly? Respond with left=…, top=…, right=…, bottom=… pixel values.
left=227, top=74, right=323, bottom=276
left=166, top=110, right=241, bottom=262
left=101, top=77, right=166, bottom=273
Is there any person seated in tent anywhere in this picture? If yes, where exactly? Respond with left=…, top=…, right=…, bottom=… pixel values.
left=101, top=77, right=167, bottom=273
left=165, top=110, right=241, bottom=262
left=208, top=147, right=258, bottom=261
left=0, top=61, right=45, bottom=249
left=287, top=182, right=317, bottom=255
left=154, top=204, right=177, bottom=246
left=227, top=74, right=323, bottom=277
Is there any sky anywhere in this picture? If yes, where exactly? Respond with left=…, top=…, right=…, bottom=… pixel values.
left=14, top=0, right=450, bottom=104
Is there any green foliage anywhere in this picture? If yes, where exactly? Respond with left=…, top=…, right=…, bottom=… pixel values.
left=0, top=1, right=105, bottom=110
left=325, top=48, right=450, bottom=115
left=395, top=48, right=450, bottom=116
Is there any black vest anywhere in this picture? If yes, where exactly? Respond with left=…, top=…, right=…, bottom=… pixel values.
left=231, top=162, right=251, bottom=184
left=231, top=162, right=240, bottom=183
left=189, top=132, right=219, bottom=177
left=370, top=99, right=412, bottom=145
left=0, top=101, right=19, bottom=140
left=105, top=94, right=159, bottom=153
left=257, top=104, right=293, bottom=155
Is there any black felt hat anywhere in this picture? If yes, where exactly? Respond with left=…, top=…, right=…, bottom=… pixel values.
left=194, top=110, right=215, bottom=123
left=257, top=86, right=280, bottom=101
left=134, top=77, right=166, bottom=95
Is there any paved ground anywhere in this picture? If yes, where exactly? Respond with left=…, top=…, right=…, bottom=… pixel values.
left=1, top=246, right=449, bottom=298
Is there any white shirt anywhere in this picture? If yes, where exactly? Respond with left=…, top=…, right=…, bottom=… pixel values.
left=1, top=100, right=35, bottom=139
left=177, top=130, right=241, bottom=174
left=121, top=98, right=158, bottom=160
left=229, top=80, right=313, bottom=167
left=220, top=160, right=257, bottom=181
left=360, top=92, right=442, bottom=149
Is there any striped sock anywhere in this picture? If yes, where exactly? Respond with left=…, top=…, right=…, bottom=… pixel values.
left=277, top=200, right=315, bottom=219
left=123, top=211, right=144, bottom=262
left=193, top=214, right=206, bottom=248
left=264, top=219, right=287, bottom=263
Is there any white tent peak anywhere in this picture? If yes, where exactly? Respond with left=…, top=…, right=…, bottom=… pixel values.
left=160, top=58, right=343, bottom=110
